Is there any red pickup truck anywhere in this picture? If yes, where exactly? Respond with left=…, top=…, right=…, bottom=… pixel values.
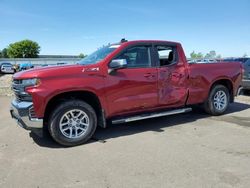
left=10, top=40, right=242, bottom=146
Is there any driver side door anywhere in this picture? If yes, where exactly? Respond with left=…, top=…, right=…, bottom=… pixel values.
left=105, top=45, right=158, bottom=117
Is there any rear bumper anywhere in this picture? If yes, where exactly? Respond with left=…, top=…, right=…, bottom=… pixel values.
left=10, top=100, right=43, bottom=130
left=242, top=79, right=250, bottom=90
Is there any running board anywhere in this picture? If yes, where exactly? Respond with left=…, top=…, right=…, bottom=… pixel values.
left=112, top=108, right=192, bottom=124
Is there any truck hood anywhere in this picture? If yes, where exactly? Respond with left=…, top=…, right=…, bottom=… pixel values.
left=13, top=64, right=91, bottom=80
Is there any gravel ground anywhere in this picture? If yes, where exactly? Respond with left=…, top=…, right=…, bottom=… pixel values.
left=237, top=93, right=250, bottom=103
left=0, top=74, right=13, bottom=96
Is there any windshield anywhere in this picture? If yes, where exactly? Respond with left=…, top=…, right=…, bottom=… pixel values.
left=79, top=44, right=120, bottom=65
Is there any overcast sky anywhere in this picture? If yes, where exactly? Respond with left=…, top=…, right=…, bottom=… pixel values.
left=0, top=0, right=249, bottom=57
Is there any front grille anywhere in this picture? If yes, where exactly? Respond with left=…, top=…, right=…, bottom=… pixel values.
left=13, top=79, right=22, bottom=84
left=29, top=106, right=37, bottom=118
left=12, top=81, right=23, bottom=102
left=12, top=79, right=32, bottom=102
left=14, top=94, right=32, bottom=102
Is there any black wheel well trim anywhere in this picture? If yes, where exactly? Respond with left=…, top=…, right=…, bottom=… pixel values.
left=43, top=90, right=106, bottom=128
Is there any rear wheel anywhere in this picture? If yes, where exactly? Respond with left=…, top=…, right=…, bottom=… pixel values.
left=48, top=100, right=97, bottom=146
left=204, top=85, right=230, bottom=115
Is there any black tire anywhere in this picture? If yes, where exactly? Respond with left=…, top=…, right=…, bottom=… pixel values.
left=48, top=100, right=97, bottom=146
left=204, top=85, right=230, bottom=116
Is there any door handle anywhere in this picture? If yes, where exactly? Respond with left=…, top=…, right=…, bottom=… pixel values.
left=144, top=73, right=155, bottom=78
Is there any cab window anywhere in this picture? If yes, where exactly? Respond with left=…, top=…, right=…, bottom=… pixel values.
left=156, top=46, right=177, bottom=66
left=115, top=46, right=151, bottom=68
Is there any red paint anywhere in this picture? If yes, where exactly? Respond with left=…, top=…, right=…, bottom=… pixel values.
left=13, top=40, right=242, bottom=119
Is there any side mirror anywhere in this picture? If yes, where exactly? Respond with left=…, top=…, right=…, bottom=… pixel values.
left=109, top=59, right=127, bottom=70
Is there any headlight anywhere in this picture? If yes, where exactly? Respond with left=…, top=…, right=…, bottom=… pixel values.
left=22, top=78, right=41, bottom=87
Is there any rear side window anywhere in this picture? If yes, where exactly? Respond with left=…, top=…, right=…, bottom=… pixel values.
left=156, top=46, right=177, bottom=66
left=115, top=46, right=151, bottom=68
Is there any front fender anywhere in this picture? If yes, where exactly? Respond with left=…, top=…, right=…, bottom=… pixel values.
left=26, top=76, right=107, bottom=118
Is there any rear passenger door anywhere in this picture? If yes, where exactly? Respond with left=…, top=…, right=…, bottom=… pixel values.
left=154, top=44, right=189, bottom=107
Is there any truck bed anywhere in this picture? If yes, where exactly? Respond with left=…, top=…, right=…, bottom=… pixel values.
left=187, top=62, right=242, bottom=105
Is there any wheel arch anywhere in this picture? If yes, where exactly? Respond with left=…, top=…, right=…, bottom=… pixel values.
left=44, top=90, right=106, bottom=128
left=209, top=78, right=234, bottom=103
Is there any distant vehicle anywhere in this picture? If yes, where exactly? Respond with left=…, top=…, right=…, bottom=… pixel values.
left=19, top=62, right=34, bottom=71
left=189, top=59, right=217, bottom=64
left=242, top=59, right=250, bottom=90
left=39, top=63, right=67, bottom=67
left=40, top=64, right=49, bottom=67
left=0, top=62, right=15, bottom=74
left=188, top=59, right=196, bottom=63
left=57, top=62, right=67, bottom=65
left=195, top=59, right=205, bottom=63
left=223, top=57, right=250, bottom=64
left=13, top=64, right=19, bottom=72
left=203, top=59, right=217, bottom=63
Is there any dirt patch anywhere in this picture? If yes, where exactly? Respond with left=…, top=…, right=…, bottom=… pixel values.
left=0, top=74, right=13, bottom=96
left=0, top=74, right=12, bottom=87
left=236, top=95, right=250, bottom=104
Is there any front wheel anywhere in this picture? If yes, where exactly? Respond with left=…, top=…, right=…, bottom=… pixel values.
left=48, top=100, right=97, bottom=146
left=204, top=85, right=230, bottom=115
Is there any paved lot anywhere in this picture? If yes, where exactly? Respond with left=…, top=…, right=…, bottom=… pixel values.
left=0, top=96, right=250, bottom=188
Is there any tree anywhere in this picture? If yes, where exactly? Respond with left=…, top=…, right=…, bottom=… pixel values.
left=243, top=53, right=248, bottom=57
left=204, top=50, right=221, bottom=59
left=197, top=52, right=204, bottom=59
left=7, top=40, right=40, bottom=58
left=210, top=50, right=216, bottom=58
left=79, top=53, right=86, bottom=58
left=191, top=50, right=222, bottom=59
left=190, top=51, right=204, bottom=59
left=190, top=51, right=197, bottom=59
left=0, top=48, right=9, bottom=58
left=216, top=54, right=222, bottom=59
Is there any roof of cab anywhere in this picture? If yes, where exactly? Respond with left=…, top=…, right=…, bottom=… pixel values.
left=118, top=39, right=181, bottom=46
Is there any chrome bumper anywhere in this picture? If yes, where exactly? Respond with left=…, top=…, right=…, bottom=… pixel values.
left=10, top=100, right=43, bottom=130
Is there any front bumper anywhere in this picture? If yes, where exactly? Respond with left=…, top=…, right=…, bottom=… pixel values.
left=10, top=100, right=43, bottom=130
left=242, top=79, right=250, bottom=90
